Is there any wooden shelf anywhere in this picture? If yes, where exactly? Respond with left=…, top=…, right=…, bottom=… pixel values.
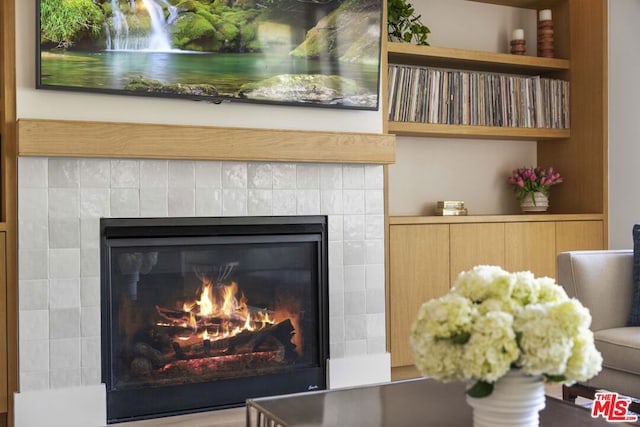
left=387, top=121, right=570, bottom=140
left=17, top=119, right=396, bottom=165
left=389, top=213, right=605, bottom=225
left=387, top=42, right=569, bottom=75
left=466, top=0, right=565, bottom=9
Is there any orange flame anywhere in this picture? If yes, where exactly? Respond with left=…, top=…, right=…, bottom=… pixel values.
left=221, top=282, right=237, bottom=316
left=197, top=283, right=214, bottom=316
left=159, top=276, right=302, bottom=349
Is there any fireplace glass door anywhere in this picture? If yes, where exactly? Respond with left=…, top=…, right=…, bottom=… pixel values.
left=101, top=217, right=328, bottom=423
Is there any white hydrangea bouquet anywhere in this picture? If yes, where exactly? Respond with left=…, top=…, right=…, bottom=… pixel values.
left=410, top=265, right=602, bottom=397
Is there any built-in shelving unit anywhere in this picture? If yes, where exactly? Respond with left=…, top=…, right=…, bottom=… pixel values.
left=385, top=0, right=608, bottom=372
left=384, top=0, right=607, bottom=217
left=383, top=0, right=607, bottom=219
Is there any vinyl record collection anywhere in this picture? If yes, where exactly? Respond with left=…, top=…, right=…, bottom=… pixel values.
left=387, top=64, right=570, bottom=129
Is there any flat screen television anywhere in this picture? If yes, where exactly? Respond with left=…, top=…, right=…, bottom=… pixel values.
left=36, top=0, right=382, bottom=110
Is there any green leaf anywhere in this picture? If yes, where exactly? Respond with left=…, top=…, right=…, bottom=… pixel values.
left=544, top=374, right=567, bottom=383
left=450, top=331, right=471, bottom=344
left=387, top=0, right=430, bottom=46
left=466, top=380, right=494, bottom=398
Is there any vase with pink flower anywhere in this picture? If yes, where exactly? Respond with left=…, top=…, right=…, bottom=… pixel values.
left=507, top=166, right=563, bottom=212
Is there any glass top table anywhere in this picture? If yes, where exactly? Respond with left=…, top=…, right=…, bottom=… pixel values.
left=246, top=378, right=634, bottom=427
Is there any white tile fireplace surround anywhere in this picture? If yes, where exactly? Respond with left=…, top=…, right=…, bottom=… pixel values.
left=16, top=157, right=390, bottom=427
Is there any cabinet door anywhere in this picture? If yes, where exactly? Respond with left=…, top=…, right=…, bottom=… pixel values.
left=389, top=224, right=449, bottom=367
left=556, top=220, right=605, bottom=253
left=505, top=222, right=556, bottom=278
left=450, top=223, right=505, bottom=280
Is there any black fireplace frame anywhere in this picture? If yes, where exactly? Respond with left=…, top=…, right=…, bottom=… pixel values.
left=100, top=216, right=329, bottom=423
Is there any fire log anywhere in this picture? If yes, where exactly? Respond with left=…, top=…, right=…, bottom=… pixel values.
left=155, top=305, right=274, bottom=326
left=155, top=306, right=247, bottom=330
left=132, top=342, right=173, bottom=368
left=170, top=319, right=296, bottom=360
left=228, top=318, right=295, bottom=354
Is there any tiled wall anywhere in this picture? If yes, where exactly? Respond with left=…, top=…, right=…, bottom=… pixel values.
left=17, top=157, right=386, bottom=392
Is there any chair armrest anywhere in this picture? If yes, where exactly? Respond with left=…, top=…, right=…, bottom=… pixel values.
left=557, top=250, right=634, bottom=331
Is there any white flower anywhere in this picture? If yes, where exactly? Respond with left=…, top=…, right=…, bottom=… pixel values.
left=511, top=270, right=540, bottom=306
left=514, top=304, right=573, bottom=376
left=550, top=299, right=592, bottom=334
left=412, top=293, right=476, bottom=339
left=462, top=311, right=519, bottom=382
left=564, top=329, right=603, bottom=383
left=452, top=265, right=513, bottom=303
left=410, top=266, right=602, bottom=393
left=410, top=333, right=467, bottom=382
left=537, top=276, right=569, bottom=303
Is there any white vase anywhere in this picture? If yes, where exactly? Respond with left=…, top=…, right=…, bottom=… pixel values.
left=465, top=369, right=546, bottom=427
left=519, top=192, right=549, bottom=212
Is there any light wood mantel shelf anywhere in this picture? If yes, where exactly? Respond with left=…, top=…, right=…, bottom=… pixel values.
left=17, top=119, right=396, bottom=164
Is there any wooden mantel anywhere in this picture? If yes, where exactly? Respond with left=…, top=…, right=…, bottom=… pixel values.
left=17, top=119, right=396, bottom=164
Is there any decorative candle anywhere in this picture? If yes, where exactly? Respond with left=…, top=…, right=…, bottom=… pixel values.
left=512, top=28, right=524, bottom=40
left=537, top=9, right=554, bottom=57
left=510, top=28, right=526, bottom=55
left=539, top=9, right=552, bottom=21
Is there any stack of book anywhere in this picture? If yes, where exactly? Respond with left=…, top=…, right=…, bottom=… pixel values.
left=435, top=201, right=468, bottom=216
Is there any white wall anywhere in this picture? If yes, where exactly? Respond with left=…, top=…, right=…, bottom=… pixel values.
left=388, top=0, right=538, bottom=216
left=608, top=0, right=640, bottom=249
left=16, top=1, right=382, bottom=134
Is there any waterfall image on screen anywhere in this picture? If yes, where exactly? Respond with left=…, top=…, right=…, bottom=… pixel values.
left=37, top=0, right=383, bottom=110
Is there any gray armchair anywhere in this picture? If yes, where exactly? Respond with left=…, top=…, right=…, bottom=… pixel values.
left=557, top=250, right=640, bottom=401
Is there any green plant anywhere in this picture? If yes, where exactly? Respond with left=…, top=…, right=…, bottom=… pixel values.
left=387, top=0, right=430, bottom=45
left=40, top=0, right=104, bottom=48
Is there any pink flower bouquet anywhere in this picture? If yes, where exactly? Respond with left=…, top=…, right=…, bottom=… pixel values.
left=507, top=166, right=563, bottom=202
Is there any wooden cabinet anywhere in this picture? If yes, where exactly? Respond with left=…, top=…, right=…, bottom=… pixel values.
left=556, top=220, right=604, bottom=254
left=450, top=223, right=504, bottom=279
left=504, top=222, right=556, bottom=277
left=389, top=224, right=450, bottom=367
left=388, top=215, right=605, bottom=368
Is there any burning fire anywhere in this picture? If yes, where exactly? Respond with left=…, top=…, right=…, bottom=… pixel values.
left=156, top=278, right=300, bottom=355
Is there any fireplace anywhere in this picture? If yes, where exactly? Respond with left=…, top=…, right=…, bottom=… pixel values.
left=100, top=216, right=329, bottom=423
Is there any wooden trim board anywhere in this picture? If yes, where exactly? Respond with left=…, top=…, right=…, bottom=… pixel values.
left=17, top=119, right=396, bottom=164
left=389, top=213, right=604, bottom=225
left=1, top=0, right=18, bottom=424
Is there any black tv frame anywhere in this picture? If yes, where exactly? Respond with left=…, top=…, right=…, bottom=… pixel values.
left=36, top=0, right=382, bottom=111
